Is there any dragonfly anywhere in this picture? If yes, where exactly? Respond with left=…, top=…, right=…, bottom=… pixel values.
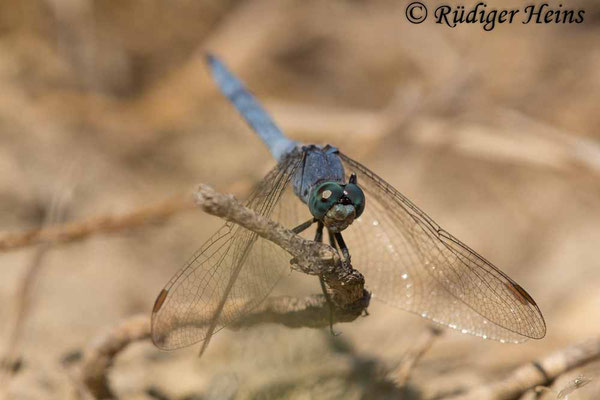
left=151, top=54, right=546, bottom=355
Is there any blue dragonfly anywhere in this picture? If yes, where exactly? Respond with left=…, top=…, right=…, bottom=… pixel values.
left=151, top=55, right=546, bottom=355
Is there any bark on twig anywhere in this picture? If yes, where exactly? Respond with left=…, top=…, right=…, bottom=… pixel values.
left=445, top=336, right=600, bottom=400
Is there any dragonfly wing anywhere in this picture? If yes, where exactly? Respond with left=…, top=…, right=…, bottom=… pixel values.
left=339, top=152, right=546, bottom=342
left=151, top=151, right=307, bottom=350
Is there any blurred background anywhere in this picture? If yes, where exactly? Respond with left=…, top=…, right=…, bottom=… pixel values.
left=1, top=0, right=599, bottom=399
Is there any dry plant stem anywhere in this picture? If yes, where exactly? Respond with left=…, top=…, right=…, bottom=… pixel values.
left=2, top=244, right=50, bottom=352
left=0, top=244, right=50, bottom=393
left=195, top=184, right=369, bottom=311
left=63, top=365, right=96, bottom=400
left=394, top=326, right=443, bottom=386
left=80, top=315, right=150, bottom=400
left=517, top=390, right=539, bottom=400
left=0, top=194, right=194, bottom=252
left=446, top=336, right=600, bottom=400
left=1, top=177, right=72, bottom=395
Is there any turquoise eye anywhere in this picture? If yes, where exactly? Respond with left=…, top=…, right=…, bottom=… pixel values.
left=309, top=182, right=344, bottom=219
left=344, top=183, right=365, bottom=218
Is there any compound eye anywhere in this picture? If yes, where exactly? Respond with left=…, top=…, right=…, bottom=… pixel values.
left=344, top=183, right=365, bottom=218
left=309, top=182, right=344, bottom=219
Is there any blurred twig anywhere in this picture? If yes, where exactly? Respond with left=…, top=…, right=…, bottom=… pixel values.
left=0, top=165, right=75, bottom=395
left=45, top=0, right=99, bottom=91
left=0, top=244, right=51, bottom=396
left=0, top=194, right=194, bottom=252
left=497, top=107, right=600, bottom=175
left=0, top=245, right=49, bottom=360
left=529, top=374, right=593, bottom=400
left=445, top=336, right=600, bottom=400
left=393, top=326, right=443, bottom=386
left=79, top=315, right=150, bottom=400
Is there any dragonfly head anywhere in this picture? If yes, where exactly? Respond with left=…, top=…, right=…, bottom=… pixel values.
left=308, top=173, right=365, bottom=233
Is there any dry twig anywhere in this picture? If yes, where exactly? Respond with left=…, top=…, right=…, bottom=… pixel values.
left=0, top=194, right=194, bottom=252
left=195, top=184, right=370, bottom=311
left=80, top=315, right=150, bottom=399
left=1, top=168, right=75, bottom=395
left=393, top=326, right=443, bottom=386
left=445, top=336, right=600, bottom=400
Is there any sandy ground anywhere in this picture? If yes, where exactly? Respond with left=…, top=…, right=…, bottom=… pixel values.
left=1, top=0, right=600, bottom=399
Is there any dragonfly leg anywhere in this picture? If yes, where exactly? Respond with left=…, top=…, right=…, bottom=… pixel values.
left=292, top=218, right=316, bottom=234
left=328, top=229, right=338, bottom=250
left=331, top=232, right=366, bottom=318
left=289, top=218, right=317, bottom=267
left=327, top=230, right=343, bottom=334
left=319, top=274, right=340, bottom=337
left=333, top=232, right=351, bottom=265
left=314, top=223, right=339, bottom=336
left=314, top=221, right=324, bottom=243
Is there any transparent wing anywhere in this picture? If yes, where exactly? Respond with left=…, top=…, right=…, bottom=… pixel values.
left=151, top=150, right=309, bottom=350
left=339, top=152, right=546, bottom=342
